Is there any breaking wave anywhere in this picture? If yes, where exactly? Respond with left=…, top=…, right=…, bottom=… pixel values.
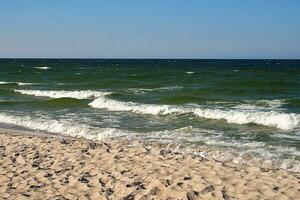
left=34, top=66, right=50, bottom=70
left=90, top=97, right=300, bottom=130
left=185, top=71, right=194, bottom=74
left=126, top=86, right=183, bottom=94
left=0, top=112, right=299, bottom=172
left=13, top=89, right=300, bottom=130
left=0, top=81, right=38, bottom=86
left=0, top=113, right=130, bottom=140
left=14, top=90, right=111, bottom=99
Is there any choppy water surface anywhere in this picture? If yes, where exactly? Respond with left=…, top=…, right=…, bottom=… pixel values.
left=1, top=59, right=300, bottom=171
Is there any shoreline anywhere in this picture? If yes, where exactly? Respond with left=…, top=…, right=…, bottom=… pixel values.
left=1, top=125, right=299, bottom=173
left=0, top=128, right=299, bottom=199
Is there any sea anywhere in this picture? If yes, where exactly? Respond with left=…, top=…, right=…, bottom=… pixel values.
left=0, top=59, right=300, bottom=172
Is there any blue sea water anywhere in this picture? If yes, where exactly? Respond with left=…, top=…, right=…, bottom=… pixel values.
left=0, top=59, right=299, bottom=171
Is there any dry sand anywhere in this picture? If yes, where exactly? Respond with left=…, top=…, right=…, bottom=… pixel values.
left=0, top=129, right=299, bottom=200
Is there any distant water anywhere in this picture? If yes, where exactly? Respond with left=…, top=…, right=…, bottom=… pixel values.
left=1, top=59, right=300, bottom=171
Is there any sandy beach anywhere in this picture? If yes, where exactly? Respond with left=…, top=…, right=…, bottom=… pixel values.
left=0, top=129, right=299, bottom=200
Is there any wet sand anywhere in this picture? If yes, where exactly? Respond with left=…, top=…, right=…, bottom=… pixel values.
left=0, top=129, right=299, bottom=200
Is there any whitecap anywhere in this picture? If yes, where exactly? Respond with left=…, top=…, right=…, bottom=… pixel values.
left=35, top=66, right=50, bottom=70
left=0, top=81, right=11, bottom=85
left=126, top=86, right=183, bottom=94
left=90, top=97, right=300, bottom=130
left=0, top=81, right=38, bottom=86
left=257, top=99, right=284, bottom=109
left=0, top=113, right=131, bottom=140
left=14, top=90, right=111, bottom=99
left=13, top=89, right=300, bottom=130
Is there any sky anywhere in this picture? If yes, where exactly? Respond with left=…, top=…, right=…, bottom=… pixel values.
left=0, top=0, right=299, bottom=59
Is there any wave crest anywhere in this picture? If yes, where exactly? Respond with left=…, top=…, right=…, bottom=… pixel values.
left=0, top=113, right=129, bottom=140
left=34, top=66, right=50, bottom=70
left=90, top=97, right=300, bottom=130
left=15, top=90, right=111, bottom=99
left=0, top=81, right=38, bottom=86
left=14, top=89, right=300, bottom=130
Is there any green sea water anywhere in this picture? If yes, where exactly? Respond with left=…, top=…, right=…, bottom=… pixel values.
left=0, top=59, right=300, bottom=171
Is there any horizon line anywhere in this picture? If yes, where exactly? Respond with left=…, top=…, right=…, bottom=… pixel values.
left=0, top=57, right=299, bottom=60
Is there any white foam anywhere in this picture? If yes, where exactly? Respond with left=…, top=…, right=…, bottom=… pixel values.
left=0, top=81, right=11, bottom=85
left=0, top=112, right=299, bottom=172
left=204, top=140, right=266, bottom=148
left=90, top=97, right=300, bottom=130
left=257, top=99, right=284, bottom=109
left=185, top=71, right=194, bottom=74
left=35, top=66, right=50, bottom=70
left=0, top=81, right=38, bottom=86
left=271, top=133, right=300, bottom=141
left=0, top=113, right=129, bottom=140
left=12, top=89, right=300, bottom=130
left=193, top=108, right=299, bottom=130
left=126, top=86, right=183, bottom=94
left=234, top=99, right=285, bottom=112
left=17, top=82, right=38, bottom=86
left=14, top=90, right=111, bottom=99
left=233, top=104, right=265, bottom=111
left=89, top=97, right=181, bottom=115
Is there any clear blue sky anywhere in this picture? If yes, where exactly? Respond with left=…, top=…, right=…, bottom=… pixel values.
left=0, top=0, right=299, bottom=58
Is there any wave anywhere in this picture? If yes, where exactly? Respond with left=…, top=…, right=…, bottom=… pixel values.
left=34, top=66, right=50, bottom=70
left=0, top=81, right=38, bottom=86
left=193, top=109, right=299, bottom=130
left=17, top=82, right=38, bottom=86
left=14, top=90, right=111, bottom=99
left=257, top=99, right=284, bottom=108
left=89, top=97, right=181, bottom=115
left=35, top=98, right=88, bottom=108
left=0, top=112, right=299, bottom=172
left=14, top=89, right=300, bottom=130
left=126, top=86, right=183, bottom=94
left=90, top=97, right=300, bottom=130
left=0, top=81, right=11, bottom=85
left=0, top=113, right=130, bottom=140
left=140, top=126, right=300, bottom=172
